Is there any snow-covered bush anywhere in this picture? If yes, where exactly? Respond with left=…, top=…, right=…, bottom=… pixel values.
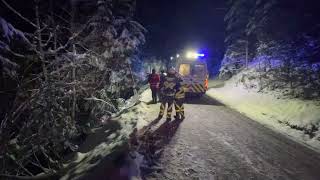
left=222, top=0, right=320, bottom=99
left=233, top=56, right=320, bottom=99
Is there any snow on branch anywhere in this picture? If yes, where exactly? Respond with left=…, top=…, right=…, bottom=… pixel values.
left=84, top=97, right=118, bottom=112
left=1, top=0, right=37, bottom=28
left=0, top=17, right=31, bottom=46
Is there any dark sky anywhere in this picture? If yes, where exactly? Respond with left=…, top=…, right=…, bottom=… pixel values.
left=136, top=0, right=226, bottom=59
left=0, top=0, right=227, bottom=61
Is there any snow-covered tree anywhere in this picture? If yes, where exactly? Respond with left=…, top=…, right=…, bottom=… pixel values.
left=0, top=0, right=146, bottom=177
left=221, top=0, right=320, bottom=98
left=220, top=0, right=255, bottom=79
left=80, top=0, right=146, bottom=98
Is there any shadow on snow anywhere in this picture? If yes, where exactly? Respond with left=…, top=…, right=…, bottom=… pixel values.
left=185, top=95, right=224, bottom=106
left=137, top=118, right=184, bottom=178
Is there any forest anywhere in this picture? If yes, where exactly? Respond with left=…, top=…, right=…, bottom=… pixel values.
left=0, top=0, right=147, bottom=178
left=221, top=0, right=320, bottom=99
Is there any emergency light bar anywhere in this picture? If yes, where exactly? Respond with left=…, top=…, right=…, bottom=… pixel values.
left=186, top=51, right=205, bottom=59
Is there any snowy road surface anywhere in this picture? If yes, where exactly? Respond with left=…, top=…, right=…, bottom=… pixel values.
left=144, top=95, right=320, bottom=180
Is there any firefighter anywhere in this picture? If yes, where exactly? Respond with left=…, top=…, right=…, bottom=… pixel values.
left=174, top=77, right=185, bottom=121
left=160, top=69, right=167, bottom=80
left=148, top=69, right=160, bottom=104
left=159, top=70, right=167, bottom=102
left=158, top=67, right=181, bottom=122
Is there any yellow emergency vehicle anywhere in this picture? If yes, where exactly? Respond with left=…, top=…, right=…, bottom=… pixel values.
left=177, top=60, right=209, bottom=95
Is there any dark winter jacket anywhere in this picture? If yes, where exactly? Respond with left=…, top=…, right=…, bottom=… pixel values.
left=160, top=73, right=167, bottom=83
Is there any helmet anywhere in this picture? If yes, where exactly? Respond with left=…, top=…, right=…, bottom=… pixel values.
left=168, top=67, right=176, bottom=74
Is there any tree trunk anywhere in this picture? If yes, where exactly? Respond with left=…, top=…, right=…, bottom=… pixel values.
left=35, top=2, right=48, bottom=81
left=70, top=0, right=77, bottom=124
left=127, top=58, right=137, bottom=95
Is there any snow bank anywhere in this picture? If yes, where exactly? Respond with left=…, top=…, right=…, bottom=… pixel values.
left=207, top=79, right=320, bottom=152
left=61, top=113, right=137, bottom=179
left=60, top=89, right=159, bottom=179
left=115, top=88, right=159, bottom=131
left=136, top=89, right=160, bottom=130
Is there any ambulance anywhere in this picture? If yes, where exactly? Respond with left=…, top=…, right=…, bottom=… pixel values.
left=176, top=54, right=209, bottom=95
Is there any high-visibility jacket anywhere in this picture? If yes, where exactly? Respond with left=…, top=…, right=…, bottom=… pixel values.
left=160, top=74, right=180, bottom=97
left=175, top=87, right=185, bottom=100
left=148, top=73, right=160, bottom=89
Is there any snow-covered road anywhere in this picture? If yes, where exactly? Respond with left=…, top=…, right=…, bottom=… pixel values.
left=144, top=95, right=320, bottom=180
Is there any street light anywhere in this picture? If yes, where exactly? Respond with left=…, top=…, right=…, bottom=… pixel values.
left=176, top=54, right=180, bottom=58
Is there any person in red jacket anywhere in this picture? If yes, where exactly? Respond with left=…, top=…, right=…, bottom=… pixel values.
left=148, top=69, right=160, bottom=104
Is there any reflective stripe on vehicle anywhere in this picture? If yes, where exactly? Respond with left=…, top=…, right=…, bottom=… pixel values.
left=183, top=84, right=206, bottom=93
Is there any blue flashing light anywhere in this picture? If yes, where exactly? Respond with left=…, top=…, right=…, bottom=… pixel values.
left=186, top=51, right=206, bottom=59
left=197, top=53, right=205, bottom=57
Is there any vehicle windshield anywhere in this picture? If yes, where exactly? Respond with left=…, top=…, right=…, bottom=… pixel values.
left=192, top=64, right=206, bottom=78
left=179, top=63, right=191, bottom=76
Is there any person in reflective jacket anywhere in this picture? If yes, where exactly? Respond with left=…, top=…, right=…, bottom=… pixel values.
left=174, top=78, right=185, bottom=121
left=157, top=67, right=181, bottom=122
left=158, top=69, right=167, bottom=102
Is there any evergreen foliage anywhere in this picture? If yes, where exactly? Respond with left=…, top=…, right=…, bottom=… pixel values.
left=221, top=0, right=320, bottom=98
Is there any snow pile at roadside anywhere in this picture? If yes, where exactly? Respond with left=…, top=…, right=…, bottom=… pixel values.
left=136, top=89, right=160, bottom=130
left=60, top=89, right=159, bottom=179
left=61, top=111, right=138, bottom=179
left=207, top=78, right=320, bottom=151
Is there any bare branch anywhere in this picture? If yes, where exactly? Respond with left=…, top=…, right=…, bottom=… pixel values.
left=47, top=23, right=88, bottom=54
left=1, top=0, right=37, bottom=28
left=51, top=13, right=70, bottom=25
left=84, top=97, right=117, bottom=112
left=43, top=32, right=54, bottom=47
left=60, top=6, right=72, bottom=18
left=7, top=48, right=26, bottom=58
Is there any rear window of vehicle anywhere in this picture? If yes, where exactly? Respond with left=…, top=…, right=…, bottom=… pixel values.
left=179, top=64, right=191, bottom=76
left=192, top=64, right=206, bottom=77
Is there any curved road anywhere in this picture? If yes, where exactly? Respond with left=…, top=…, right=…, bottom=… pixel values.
left=144, top=95, right=320, bottom=180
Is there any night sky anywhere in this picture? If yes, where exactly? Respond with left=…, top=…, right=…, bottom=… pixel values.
left=136, top=0, right=226, bottom=60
